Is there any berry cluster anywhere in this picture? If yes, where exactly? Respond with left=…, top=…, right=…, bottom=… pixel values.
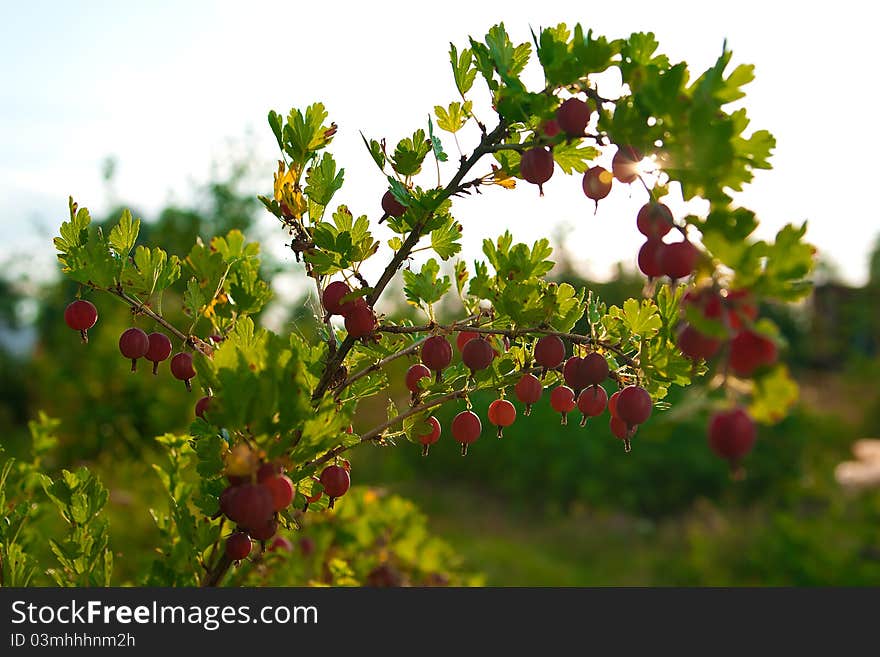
left=64, top=300, right=198, bottom=390
left=408, top=332, right=653, bottom=455
left=322, top=281, right=377, bottom=338
left=220, top=454, right=351, bottom=563
left=674, top=286, right=774, bottom=467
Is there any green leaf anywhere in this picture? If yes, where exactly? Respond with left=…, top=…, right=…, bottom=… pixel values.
left=361, top=133, right=386, bottom=171
left=184, top=277, right=207, bottom=318
left=449, top=43, right=477, bottom=95
left=284, top=102, right=336, bottom=163
left=124, top=245, right=181, bottom=298
left=552, top=142, right=600, bottom=174
left=54, top=198, right=91, bottom=254
left=268, top=110, right=284, bottom=150
left=430, top=217, right=462, bottom=260
left=434, top=101, right=472, bottom=133
left=108, top=209, right=140, bottom=257
left=304, top=153, right=345, bottom=209
left=402, top=259, right=451, bottom=309
left=427, top=116, right=448, bottom=163
left=621, top=298, right=662, bottom=337
left=390, top=129, right=432, bottom=177
left=749, top=365, right=799, bottom=424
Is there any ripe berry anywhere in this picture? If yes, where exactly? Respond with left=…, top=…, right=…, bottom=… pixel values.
left=541, top=118, right=561, bottom=137
left=612, top=145, right=642, bottom=183
left=421, top=335, right=453, bottom=381
left=218, top=485, right=238, bottom=518
left=381, top=190, right=406, bottom=218
left=456, top=331, right=479, bottom=351
left=225, top=483, right=274, bottom=531
left=249, top=518, right=279, bottom=542
left=582, top=352, right=609, bottom=386
left=616, top=385, right=652, bottom=428
left=610, top=416, right=635, bottom=452
left=462, top=337, right=495, bottom=375
left=225, top=532, right=251, bottom=561
left=676, top=324, right=721, bottom=361
left=64, top=300, right=98, bottom=343
left=608, top=390, right=622, bottom=418
left=729, top=330, right=777, bottom=377
left=520, top=146, right=554, bottom=195
left=145, top=332, right=172, bottom=375
left=417, top=416, right=442, bottom=456
left=708, top=407, right=757, bottom=462
left=514, top=373, right=543, bottom=416
left=170, top=352, right=197, bottom=391
left=577, top=385, right=608, bottom=426
left=119, top=328, right=149, bottom=373
left=195, top=395, right=212, bottom=420
left=405, top=363, right=432, bottom=403
left=550, top=385, right=576, bottom=425
left=256, top=461, right=282, bottom=483
left=487, top=399, right=516, bottom=438
left=319, top=464, right=350, bottom=508
left=299, top=536, right=316, bottom=556
left=344, top=303, right=376, bottom=338
left=451, top=410, right=481, bottom=455
left=563, top=357, right=587, bottom=391
left=582, top=166, right=613, bottom=211
left=556, top=97, right=591, bottom=137
left=322, top=281, right=352, bottom=316
left=534, top=335, right=565, bottom=371
left=725, top=289, right=758, bottom=330
left=637, top=202, right=674, bottom=239
left=638, top=240, right=666, bottom=278
left=263, top=474, right=295, bottom=511
left=269, top=536, right=294, bottom=553
left=659, top=240, right=698, bottom=280
left=682, top=287, right=724, bottom=321
left=563, top=353, right=607, bottom=392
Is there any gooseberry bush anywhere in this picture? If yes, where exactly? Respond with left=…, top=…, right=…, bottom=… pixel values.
left=11, top=22, right=815, bottom=587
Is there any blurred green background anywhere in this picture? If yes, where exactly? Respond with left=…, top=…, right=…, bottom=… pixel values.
left=3, top=159, right=880, bottom=586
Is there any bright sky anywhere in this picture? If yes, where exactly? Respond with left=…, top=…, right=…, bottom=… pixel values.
left=2, top=0, right=878, bottom=290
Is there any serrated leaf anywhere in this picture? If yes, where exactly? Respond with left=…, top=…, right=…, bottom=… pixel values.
left=108, top=209, right=140, bottom=257
left=305, top=152, right=345, bottom=209
left=552, top=142, right=600, bottom=174
left=430, top=217, right=462, bottom=260
left=434, top=101, right=472, bottom=133
left=402, top=258, right=451, bottom=309
left=621, top=298, right=662, bottom=337
left=126, top=245, right=181, bottom=297
left=390, top=129, right=432, bottom=177
left=450, top=43, right=477, bottom=95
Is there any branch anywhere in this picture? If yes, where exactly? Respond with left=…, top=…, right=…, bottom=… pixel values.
left=311, top=122, right=509, bottom=400
left=108, top=286, right=213, bottom=356
left=335, top=314, right=480, bottom=397
left=305, top=389, right=469, bottom=469
left=201, top=553, right=232, bottom=587
left=375, top=322, right=639, bottom=369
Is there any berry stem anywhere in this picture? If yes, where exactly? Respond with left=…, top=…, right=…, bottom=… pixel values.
left=333, top=314, right=480, bottom=398
left=108, top=286, right=212, bottom=356
left=303, top=388, right=469, bottom=471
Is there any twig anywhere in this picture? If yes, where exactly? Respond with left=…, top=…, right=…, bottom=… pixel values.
left=305, top=389, right=469, bottom=469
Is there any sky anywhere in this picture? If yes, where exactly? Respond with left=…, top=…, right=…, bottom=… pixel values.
left=1, top=0, right=878, bottom=290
